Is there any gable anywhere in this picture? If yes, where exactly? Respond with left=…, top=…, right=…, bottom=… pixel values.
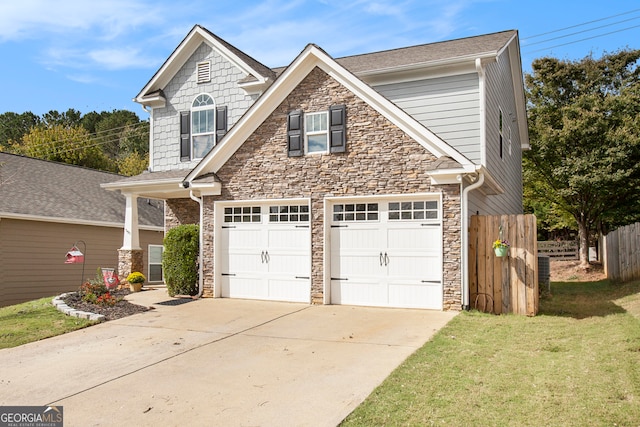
left=215, top=67, right=440, bottom=199
left=185, top=44, right=474, bottom=184
left=135, top=25, right=274, bottom=107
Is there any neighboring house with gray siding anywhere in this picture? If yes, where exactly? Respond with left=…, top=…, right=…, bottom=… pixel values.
left=0, top=153, right=164, bottom=307
left=104, top=25, right=528, bottom=311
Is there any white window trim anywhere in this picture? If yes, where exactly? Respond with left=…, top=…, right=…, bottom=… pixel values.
left=191, top=93, right=216, bottom=160
left=148, top=244, right=164, bottom=283
left=305, top=111, right=328, bottom=155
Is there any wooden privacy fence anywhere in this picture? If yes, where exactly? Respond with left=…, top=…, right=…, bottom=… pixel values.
left=604, top=222, right=640, bottom=282
left=537, top=240, right=579, bottom=259
left=469, top=214, right=538, bottom=316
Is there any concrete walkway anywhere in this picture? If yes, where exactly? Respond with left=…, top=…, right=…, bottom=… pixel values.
left=0, top=288, right=456, bottom=426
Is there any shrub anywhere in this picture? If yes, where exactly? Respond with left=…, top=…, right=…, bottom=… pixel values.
left=80, top=275, right=108, bottom=304
left=162, top=224, right=199, bottom=297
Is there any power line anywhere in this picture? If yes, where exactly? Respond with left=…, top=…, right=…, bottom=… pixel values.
left=524, top=23, right=640, bottom=55
left=524, top=15, right=640, bottom=47
left=522, top=7, right=640, bottom=40
left=17, top=120, right=148, bottom=152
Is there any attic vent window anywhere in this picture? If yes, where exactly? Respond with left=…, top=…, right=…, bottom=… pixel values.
left=197, top=61, right=211, bottom=83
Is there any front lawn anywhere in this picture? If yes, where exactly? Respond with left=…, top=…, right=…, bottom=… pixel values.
left=342, top=279, right=640, bottom=426
left=0, top=297, right=95, bottom=349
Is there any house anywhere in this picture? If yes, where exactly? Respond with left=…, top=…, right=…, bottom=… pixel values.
left=0, top=152, right=164, bottom=307
left=104, top=25, right=528, bottom=310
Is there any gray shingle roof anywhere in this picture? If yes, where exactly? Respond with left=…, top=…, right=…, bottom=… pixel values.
left=0, top=152, right=163, bottom=227
left=334, top=30, right=516, bottom=74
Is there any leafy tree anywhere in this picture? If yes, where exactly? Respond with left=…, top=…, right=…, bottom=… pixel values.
left=93, top=110, right=143, bottom=159
left=524, top=49, right=640, bottom=267
left=0, top=112, right=40, bottom=149
left=42, top=108, right=83, bottom=128
left=11, top=124, right=112, bottom=171
left=117, top=151, right=148, bottom=176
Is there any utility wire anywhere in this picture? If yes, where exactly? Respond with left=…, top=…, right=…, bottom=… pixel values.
left=524, top=15, right=640, bottom=47
left=522, top=7, right=640, bottom=40
left=17, top=120, right=148, bottom=151
left=524, top=23, right=640, bottom=55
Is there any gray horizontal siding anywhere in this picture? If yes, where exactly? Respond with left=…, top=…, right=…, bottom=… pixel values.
left=374, top=73, right=481, bottom=162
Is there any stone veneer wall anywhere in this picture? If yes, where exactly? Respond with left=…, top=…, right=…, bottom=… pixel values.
left=180, top=67, right=462, bottom=310
left=165, top=199, right=200, bottom=230
left=118, top=249, right=143, bottom=283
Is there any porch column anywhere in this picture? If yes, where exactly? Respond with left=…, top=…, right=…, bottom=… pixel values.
left=118, top=193, right=143, bottom=280
left=122, top=193, right=141, bottom=250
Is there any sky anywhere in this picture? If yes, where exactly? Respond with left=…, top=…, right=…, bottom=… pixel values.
left=1, top=0, right=639, bottom=118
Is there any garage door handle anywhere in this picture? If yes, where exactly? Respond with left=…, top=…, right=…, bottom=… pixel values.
left=380, top=252, right=384, bottom=266
left=421, top=280, right=440, bottom=283
left=295, top=276, right=310, bottom=280
left=384, top=252, right=389, bottom=266
left=261, top=251, right=265, bottom=263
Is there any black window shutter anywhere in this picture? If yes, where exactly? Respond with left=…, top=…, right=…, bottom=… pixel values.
left=287, top=110, right=304, bottom=157
left=215, top=105, right=228, bottom=143
left=329, top=105, right=346, bottom=153
left=180, top=111, right=191, bottom=161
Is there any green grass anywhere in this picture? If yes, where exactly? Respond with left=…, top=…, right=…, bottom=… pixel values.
left=0, top=296, right=95, bottom=349
left=342, top=279, right=640, bottom=426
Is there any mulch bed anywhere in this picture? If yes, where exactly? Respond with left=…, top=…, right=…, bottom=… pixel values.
left=62, top=288, right=151, bottom=321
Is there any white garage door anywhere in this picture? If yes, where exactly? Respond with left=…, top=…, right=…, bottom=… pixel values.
left=219, top=202, right=311, bottom=302
left=330, top=198, right=442, bottom=309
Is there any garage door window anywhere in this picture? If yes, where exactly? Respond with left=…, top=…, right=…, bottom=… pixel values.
left=388, top=201, right=438, bottom=220
left=224, top=206, right=261, bottom=223
left=333, top=203, right=379, bottom=222
left=269, top=205, right=310, bottom=222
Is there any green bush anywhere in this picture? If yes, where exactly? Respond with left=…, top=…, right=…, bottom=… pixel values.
left=163, top=224, right=199, bottom=296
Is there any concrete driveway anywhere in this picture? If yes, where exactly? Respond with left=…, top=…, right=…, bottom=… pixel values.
left=0, top=288, right=456, bottom=426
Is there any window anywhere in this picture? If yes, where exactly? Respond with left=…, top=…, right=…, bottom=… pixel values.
left=224, top=206, right=261, bottom=223
left=287, top=106, right=345, bottom=157
left=192, top=94, right=216, bottom=159
left=305, top=112, right=328, bottom=153
left=388, top=201, right=438, bottom=221
left=148, top=245, right=163, bottom=282
left=269, top=205, right=310, bottom=222
left=333, top=203, right=379, bottom=222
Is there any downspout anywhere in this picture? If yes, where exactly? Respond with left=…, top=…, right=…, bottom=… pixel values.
left=189, top=189, right=205, bottom=298
left=459, top=171, right=484, bottom=310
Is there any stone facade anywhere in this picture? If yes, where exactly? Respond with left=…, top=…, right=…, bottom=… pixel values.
left=165, top=198, right=200, bottom=230
left=118, top=249, right=143, bottom=283
left=162, top=67, right=463, bottom=310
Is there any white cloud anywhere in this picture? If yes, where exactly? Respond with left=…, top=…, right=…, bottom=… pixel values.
left=0, top=0, right=163, bottom=42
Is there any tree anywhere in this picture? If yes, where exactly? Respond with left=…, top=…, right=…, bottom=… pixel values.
left=11, top=124, right=111, bottom=171
left=524, top=49, right=640, bottom=267
left=0, top=111, right=40, bottom=149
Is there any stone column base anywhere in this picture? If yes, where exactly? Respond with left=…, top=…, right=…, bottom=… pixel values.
left=118, top=249, right=144, bottom=282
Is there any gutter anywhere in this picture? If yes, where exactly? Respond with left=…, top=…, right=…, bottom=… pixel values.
left=189, top=189, right=205, bottom=298
left=459, top=171, right=485, bottom=310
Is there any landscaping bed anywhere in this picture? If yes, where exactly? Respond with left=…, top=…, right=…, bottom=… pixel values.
left=62, top=287, right=150, bottom=321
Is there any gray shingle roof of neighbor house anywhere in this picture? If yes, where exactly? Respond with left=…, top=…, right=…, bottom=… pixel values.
left=0, top=152, right=164, bottom=227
